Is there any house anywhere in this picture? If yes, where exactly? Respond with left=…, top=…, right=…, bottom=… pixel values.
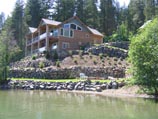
left=25, top=16, right=103, bottom=56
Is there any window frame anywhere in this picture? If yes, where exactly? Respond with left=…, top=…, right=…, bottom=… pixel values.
left=62, top=42, right=70, bottom=49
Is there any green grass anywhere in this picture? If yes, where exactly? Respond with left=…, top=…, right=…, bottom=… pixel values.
left=11, top=78, right=112, bottom=83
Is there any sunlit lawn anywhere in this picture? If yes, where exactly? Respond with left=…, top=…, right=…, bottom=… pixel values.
left=12, top=78, right=126, bottom=83
left=11, top=78, right=112, bottom=83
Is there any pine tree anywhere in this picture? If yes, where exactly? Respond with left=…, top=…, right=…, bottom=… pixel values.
left=0, top=12, right=5, bottom=30
left=25, top=0, right=50, bottom=27
left=52, top=0, right=75, bottom=21
left=128, top=0, right=145, bottom=33
left=0, top=19, right=21, bottom=81
left=144, top=0, right=155, bottom=21
left=84, top=0, right=99, bottom=28
left=100, top=0, right=116, bottom=35
left=11, top=0, right=25, bottom=52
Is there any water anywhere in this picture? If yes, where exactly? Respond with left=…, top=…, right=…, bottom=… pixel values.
left=0, top=90, right=158, bottom=119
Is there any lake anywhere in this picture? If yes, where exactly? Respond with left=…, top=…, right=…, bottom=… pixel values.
left=0, top=90, right=158, bottom=119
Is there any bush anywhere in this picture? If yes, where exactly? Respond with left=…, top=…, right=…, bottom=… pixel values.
left=93, top=59, right=97, bottom=65
left=68, top=50, right=73, bottom=58
left=32, top=55, right=36, bottom=60
left=55, top=60, right=60, bottom=67
left=99, top=53, right=104, bottom=59
left=39, top=61, right=45, bottom=68
left=73, top=59, right=78, bottom=64
left=129, top=18, right=158, bottom=94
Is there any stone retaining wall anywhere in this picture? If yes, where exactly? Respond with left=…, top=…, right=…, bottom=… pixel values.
left=9, top=66, right=125, bottom=79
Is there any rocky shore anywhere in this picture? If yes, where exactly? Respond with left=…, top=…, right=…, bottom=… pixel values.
left=0, top=79, right=125, bottom=92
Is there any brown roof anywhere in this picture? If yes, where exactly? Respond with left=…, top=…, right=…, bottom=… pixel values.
left=29, top=27, right=37, bottom=33
left=28, top=17, right=103, bottom=37
left=88, top=27, right=103, bottom=37
left=42, top=18, right=61, bottom=26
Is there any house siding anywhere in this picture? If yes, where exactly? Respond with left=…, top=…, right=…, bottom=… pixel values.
left=57, top=30, right=94, bottom=51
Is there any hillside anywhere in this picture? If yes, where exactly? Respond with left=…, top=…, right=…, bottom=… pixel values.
left=10, top=42, right=130, bottom=79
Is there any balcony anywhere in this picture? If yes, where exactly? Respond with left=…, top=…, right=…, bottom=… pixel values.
left=27, top=40, right=32, bottom=45
left=32, top=49, right=39, bottom=54
left=33, top=36, right=38, bottom=42
left=38, top=47, right=46, bottom=53
left=39, top=33, right=47, bottom=40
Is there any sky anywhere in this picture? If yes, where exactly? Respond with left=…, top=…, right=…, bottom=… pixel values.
left=0, top=0, right=130, bottom=18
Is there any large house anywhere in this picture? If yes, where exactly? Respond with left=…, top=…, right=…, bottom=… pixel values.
left=25, top=16, right=103, bottom=56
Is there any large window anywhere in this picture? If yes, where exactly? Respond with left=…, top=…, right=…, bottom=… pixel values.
left=70, top=23, right=82, bottom=31
left=61, top=28, right=63, bottom=36
left=70, top=24, right=76, bottom=29
left=60, top=23, right=82, bottom=38
left=62, top=42, right=70, bottom=49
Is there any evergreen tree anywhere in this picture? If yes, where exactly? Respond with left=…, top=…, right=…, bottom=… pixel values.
left=0, top=12, right=5, bottom=30
left=76, top=0, right=85, bottom=22
left=83, top=0, right=99, bottom=28
left=128, top=0, right=145, bottom=32
left=52, top=0, right=75, bottom=21
left=100, top=0, right=116, bottom=35
left=144, top=0, right=155, bottom=21
left=25, top=0, right=50, bottom=27
left=11, top=0, right=26, bottom=58
left=0, top=19, right=21, bottom=81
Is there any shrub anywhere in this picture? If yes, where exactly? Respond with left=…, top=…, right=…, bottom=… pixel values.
left=114, top=58, right=118, bottom=62
left=99, top=53, right=104, bottom=59
left=93, top=59, right=97, bottom=65
left=68, top=50, right=73, bottom=58
left=55, top=60, right=60, bottom=67
left=53, top=50, right=58, bottom=60
left=39, top=61, right=45, bottom=68
left=129, top=18, right=158, bottom=94
left=89, top=52, right=93, bottom=58
left=79, top=50, right=83, bottom=58
left=73, top=59, right=78, bottom=64
left=32, top=55, right=36, bottom=60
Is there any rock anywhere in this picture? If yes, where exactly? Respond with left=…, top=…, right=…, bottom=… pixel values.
left=96, top=86, right=102, bottom=92
left=40, top=85, right=45, bottom=90
left=111, top=81, right=118, bottom=89
left=100, top=83, right=107, bottom=90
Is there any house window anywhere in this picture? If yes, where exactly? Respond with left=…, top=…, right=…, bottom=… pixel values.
left=64, top=29, right=69, bottom=37
left=70, top=30, right=74, bottom=37
left=77, top=26, right=82, bottom=31
left=61, top=28, right=63, bottom=36
left=53, top=29, right=58, bottom=37
left=70, top=24, right=76, bottom=30
left=64, top=24, right=70, bottom=29
left=62, top=42, right=70, bottom=49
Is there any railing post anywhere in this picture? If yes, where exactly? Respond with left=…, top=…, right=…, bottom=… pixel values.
left=25, top=37, right=28, bottom=56
left=46, top=25, right=49, bottom=51
left=31, top=34, right=33, bottom=55
left=38, top=29, right=40, bottom=52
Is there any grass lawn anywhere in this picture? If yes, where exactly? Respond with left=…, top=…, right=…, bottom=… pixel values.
left=11, top=78, right=112, bottom=83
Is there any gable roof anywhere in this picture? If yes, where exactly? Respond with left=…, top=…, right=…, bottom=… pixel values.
left=58, top=16, right=103, bottom=37
left=87, top=27, right=103, bottom=37
left=29, top=27, right=37, bottom=33
left=140, top=20, right=152, bottom=29
left=42, top=18, right=61, bottom=26
left=28, top=16, right=103, bottom=37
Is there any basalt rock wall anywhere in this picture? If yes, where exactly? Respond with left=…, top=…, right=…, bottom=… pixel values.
left=10, top=66, right=125, bottom=79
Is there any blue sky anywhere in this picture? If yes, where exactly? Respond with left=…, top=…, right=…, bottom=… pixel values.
left=0, top=0, right=130, bottom=18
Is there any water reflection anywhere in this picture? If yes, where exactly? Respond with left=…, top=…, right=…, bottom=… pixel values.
left=0, top=90, right=158, bottom=119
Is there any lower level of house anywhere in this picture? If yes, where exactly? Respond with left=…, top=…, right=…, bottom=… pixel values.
left=25, top=30, right=103, bottom=57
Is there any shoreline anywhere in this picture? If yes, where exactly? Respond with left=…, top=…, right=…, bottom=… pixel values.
left=58, top=86, right=155, bottom=99
left=0, top=80, right=156, bottom=99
